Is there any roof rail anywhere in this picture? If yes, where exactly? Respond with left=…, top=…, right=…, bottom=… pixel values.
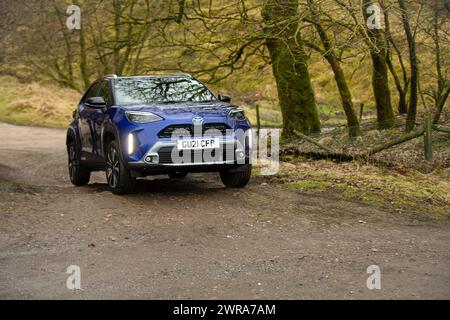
left=103, top=73, right=193, bottom=79
left=173, top=73, right=192, bottom=78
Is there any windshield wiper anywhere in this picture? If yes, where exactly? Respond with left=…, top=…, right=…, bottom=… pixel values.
left=157, top=100, right=217, bottom=104
left=158, top=100, right=184, bottom=104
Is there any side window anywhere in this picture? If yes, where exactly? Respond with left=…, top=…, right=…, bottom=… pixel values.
left=84, top=82, right=101, bottom=101
left=98, top=81, right=111, bottom=106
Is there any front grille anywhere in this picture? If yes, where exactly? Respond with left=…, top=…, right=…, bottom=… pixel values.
left=157, top=146, right=234, bottom=164
left=158, top=123, right=231, bottom=138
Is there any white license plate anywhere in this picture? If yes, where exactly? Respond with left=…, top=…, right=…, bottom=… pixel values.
left=177, top=138, right=219, bottom=150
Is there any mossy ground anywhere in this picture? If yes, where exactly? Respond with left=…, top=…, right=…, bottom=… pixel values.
left=257, top=159, right=450, bottom=221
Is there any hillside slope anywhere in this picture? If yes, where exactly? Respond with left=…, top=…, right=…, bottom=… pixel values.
left=0, top=76, right=79, bottom=127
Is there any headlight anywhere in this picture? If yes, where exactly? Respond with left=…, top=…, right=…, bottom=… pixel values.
left=125, top=111, right=163, bottom=124
left=228, top=108, right=246, bottom=121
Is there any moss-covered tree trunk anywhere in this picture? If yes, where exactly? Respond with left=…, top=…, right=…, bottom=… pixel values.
left=307, top=0, right=360, bottom=137
left=362, top=0, right=395, bottom=129
left=262, top=0, right=320, bottom=138
left=370, top=51, right=395, bottom=128
left=326, top=57, right=361, bottom=137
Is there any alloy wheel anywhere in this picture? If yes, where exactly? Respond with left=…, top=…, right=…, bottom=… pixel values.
left=68, top=144, right=77, bottom=182
left=106, top=147, right=120, bottom=189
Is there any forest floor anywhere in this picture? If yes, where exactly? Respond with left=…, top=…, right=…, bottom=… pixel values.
left=1, top=122, right=449, bottom=299
left=281, top=109, right=450, bottom=172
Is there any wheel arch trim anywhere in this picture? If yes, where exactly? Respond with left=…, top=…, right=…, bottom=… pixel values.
left=101, top=123, right=123, bottom=160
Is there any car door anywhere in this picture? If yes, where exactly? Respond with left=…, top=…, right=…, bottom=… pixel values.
left=78, top=81, right=102, bottom=161
left=92, top=80, right=112, bottom=160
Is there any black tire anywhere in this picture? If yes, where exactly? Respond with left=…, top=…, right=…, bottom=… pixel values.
left=168, top=171, right=188, bottom=179
left=67, top=140, right=91, bottom=186
left=105, top=140, right=136, bottom=195
left=220, top=164, right=252, bottom=188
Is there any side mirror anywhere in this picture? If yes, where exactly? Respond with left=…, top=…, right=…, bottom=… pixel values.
left=85, top=96, right=106, bottom=109
left=218, top=94, right=231, bottom=103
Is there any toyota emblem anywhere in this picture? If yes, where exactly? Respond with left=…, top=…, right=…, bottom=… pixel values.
left=192, top=116, right=204, bottom=126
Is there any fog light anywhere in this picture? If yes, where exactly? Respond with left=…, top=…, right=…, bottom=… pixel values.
left=238, top=151, right=245, bottom=159
left=144, top=155, right=158, bottom=164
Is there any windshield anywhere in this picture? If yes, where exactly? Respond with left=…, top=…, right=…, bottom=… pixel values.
left=114, top=77, right=216, bottom=105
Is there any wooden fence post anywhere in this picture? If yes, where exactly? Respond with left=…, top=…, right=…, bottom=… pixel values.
left=255, top=104, right=261, bottom=153
left=256, top=103, right=261, bottom=136
left=424, top=113, right=433, bottom=161
left=359, top=103, right=364, bottom=122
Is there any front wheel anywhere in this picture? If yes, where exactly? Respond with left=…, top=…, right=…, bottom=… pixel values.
left=220, top=164, right=251, bottom=188
left=67, top=140, right=90, bottom=186
left=106, top=141, right=136, bottom=195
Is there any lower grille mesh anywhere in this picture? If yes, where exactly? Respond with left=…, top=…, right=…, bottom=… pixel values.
left=158, top=146, right=233, bottom=164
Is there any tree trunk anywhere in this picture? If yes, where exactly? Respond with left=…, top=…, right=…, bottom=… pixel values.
left=433, top=87, right=449, bottom=124
left=307, top=0, right=360, bottom=137
left=431, top=6, right=448, bottom=125
left=398, top=0, right=418, bottom=132
left=54, top=4, right=75, bottom=89
left=79, top=26, right=90, bottom=90
left=387, top=51, right=408, bottom=114
left=362, top=0, right=395, bottom=129
left=262, top=0, right=320, bottom=138
left=383, top=3, right=408, bottom=114
left=74, top=0, right=90, bottom=90
left=326, top=56, right=361, bottom=137
left=113, top=0, right=122, bottom=75
left=370, top=50, right=396, bottom=129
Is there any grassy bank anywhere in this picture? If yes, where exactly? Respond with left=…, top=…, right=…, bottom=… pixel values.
left=0, top=76, right=79, bottom=127
left=260, top=159, right=450, bottom=221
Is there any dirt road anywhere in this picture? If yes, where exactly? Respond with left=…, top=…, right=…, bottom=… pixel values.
left=0, top=122, right=449, bottom=299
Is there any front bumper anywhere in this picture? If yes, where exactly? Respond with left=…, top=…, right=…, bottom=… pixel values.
left=127, top=139, right=250, bottom=176
left=127, top=162, right=250, bottom=177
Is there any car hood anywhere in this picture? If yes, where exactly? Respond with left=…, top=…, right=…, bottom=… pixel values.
left=121, top=101, right=237, bottom=118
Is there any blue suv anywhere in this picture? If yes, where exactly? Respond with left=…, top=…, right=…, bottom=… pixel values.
left=66, top=74, right=252, bottom=194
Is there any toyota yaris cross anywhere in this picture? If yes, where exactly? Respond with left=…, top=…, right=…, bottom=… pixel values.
left=66, top=74, right=252, bottom=194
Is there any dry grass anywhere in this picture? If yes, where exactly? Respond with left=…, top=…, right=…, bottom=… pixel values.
left=264, top=159, right=450, bottom=221
left=0, top=76, right=79, bottom=127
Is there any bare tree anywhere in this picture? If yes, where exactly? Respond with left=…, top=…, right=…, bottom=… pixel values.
left=361, top=0, right=396, bottom=129
left=305, top=0, right=361, bottom=137
left=3, top=0, right=445, bottom=138
left=331, top=0, right=396, bottom=129
left=382, top=0, right=409, bottom=114
left=121, top=0, right=321, bottom=137
left=398, top=0, right=418, bottom=132
left=426, top=0, right=449, bottom=124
